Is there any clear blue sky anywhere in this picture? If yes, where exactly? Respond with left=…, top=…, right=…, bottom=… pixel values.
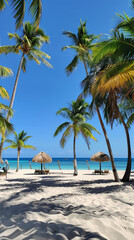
left=0, top=0, right=134, bottom=158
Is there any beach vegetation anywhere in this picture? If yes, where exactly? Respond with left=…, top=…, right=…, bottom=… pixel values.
left=54, top=95, right=99, bottom=176
left=0, top=21, right=52, bottom=159
left=0, top=0, right=42, bottom=29
left=4, top=130, right=36, bottom=171
left=62, top=21, right=120, bottom=182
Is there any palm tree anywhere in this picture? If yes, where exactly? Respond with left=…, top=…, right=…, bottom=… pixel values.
left=62, top=20, right=98, bottom=76
left=0, top=0, right=42, bottom=29
left=4, top=130, right=36, bottom=171
left=54, top=96, right=99, bottom=175
left=62, top=20, right=119, bottom=182
left=91, top=13, right=134, bottom=181
left=0, top=21, right=52, bottom=158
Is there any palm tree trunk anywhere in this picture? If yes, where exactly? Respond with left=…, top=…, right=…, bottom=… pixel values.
left=16, top=149, right=20, bottom=172
left=83, top=63, right=119, bottom=182
left=117, top=110, right=131, bottom=182
left=96, top=106, right=120, bottom=182
left=7, top=52, right=25, bottom=121
left=0, top=53, right=25, bottom=160
left=73, top=134, right=78, bottom=175
left=83, top=61, right=88, bottom=76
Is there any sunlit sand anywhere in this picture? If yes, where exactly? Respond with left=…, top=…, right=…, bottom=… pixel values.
left=0, top=170, right=134, bottom=240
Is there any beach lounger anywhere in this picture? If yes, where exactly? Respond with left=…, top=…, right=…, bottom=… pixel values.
left=104, top=169, right=109, bottom=174
left=34, top=169, right=50, bottom=175
left=93, top=170, right=104, bottom=174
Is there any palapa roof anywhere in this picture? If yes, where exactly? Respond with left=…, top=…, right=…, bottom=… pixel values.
left=90, top=152, right=110, bottom=162
left=32, top=152, right=52, bottom=163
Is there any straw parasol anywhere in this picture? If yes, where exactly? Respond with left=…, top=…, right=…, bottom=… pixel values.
left=32, top=152, right=52, bottom=171
left=91, top=152, right=110, bottom=174
left=0, top=159, right=4, bottom=165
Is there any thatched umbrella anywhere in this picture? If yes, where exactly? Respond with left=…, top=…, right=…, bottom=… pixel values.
left=32, top=152, right=52, bottom=171
left=91, top=152, right=110, bottom=174
left=0, top=159, right=4, bottom=165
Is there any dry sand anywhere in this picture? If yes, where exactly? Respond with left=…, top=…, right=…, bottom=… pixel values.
left=0, top=169, right=134, bottom=240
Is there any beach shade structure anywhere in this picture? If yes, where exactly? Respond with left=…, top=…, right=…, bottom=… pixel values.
left=91, top=152, right=110, bottom=174
left=0, top=159, right=4, bottom=165
left=32, top=152, right=52, bottom=171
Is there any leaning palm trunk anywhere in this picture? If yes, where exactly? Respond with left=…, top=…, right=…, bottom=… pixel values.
left=0, top=53, right=25, bottom=159
left=7, top=53, right=25, bottom=120
left=16, top=149, right=20, bottom=172
left=96, top=106, right=120, bottom=182
left=83, top=64, right=119, bottom=182
left=117, top=110, right=131, bottom=182
left=73, top=134, right=78, bottom=175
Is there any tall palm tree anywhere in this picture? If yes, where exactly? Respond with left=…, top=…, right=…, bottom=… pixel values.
left=0, top=0, right=42, bottom=29
left=62, top=20, right=120, bottom=182
left=54, top=96, right=99, bottom=175
left=91, top=14, right=134, bottom=181
left=4, top=130, right=36, bottom=171
left=0, top=21, right=52, bottom=158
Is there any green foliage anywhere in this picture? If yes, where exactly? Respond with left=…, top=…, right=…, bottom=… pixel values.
left=4, top=130, right=36, bottom=150
left=0, top=0, right=8, bottom=10
left=62, top=20, right=98, bottom=75
left=54, top=95, right=99, bottom=149
left=8, top=0, right=42, bottom=29
left=0, top=22, right=52, bottom=69
left=0, top=65, right=12, bottom=78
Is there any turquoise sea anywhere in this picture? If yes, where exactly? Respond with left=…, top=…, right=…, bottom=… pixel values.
left=1, top=158, right=134, bottom=171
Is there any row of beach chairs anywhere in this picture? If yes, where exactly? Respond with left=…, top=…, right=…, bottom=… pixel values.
left=93, top=169, right=109, bottom=174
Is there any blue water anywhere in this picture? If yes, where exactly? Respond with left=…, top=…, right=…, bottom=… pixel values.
left=1, top=158, right=134, bottom=171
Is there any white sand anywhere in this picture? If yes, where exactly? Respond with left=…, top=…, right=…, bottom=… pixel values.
left=0, top=169, right=134, bottom=240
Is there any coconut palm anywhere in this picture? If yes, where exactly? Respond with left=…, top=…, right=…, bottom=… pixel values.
left=4, top=130, right=36, bottom=171
left=81, top=63, right=120, bottom=182
left=0, top=0, right=42, bottom=29
left=91, top=13, right=134, bottom=181
left=0, top=21, right=52, bottom=158
left=62, top=20, right=98, bottom=76
left=0, top=22, right=52, bottom=117
left=54, top=96, right=99, bottom=175
left=63, top=21, right=119, bottom=181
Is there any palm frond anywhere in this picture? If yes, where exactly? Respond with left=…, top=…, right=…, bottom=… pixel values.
left=93, top=37, right=134, bottom=63
left=4, top=144, right=17, bottom=150
left=54, top=122, right=70, bottom=137
left=29, top=0, right=42, bottom=28
left=22, top=136, right=32, bottom=142
left=0, top=86, right=10, bottom=99
left=21, top=57, right=27, bottom=72
left=23, top=144, right=36, bottom=149
left=60, top=125, right=73, bottom=148
left=92, top=60, right=134, bottom=96
left=0, top=65, right=13, bottom=77
left=5, top=139, right=16, bottom=145
left=127, top=112, right=134, bottom=127
left=56, top=108, right=72, bottom=119
left=9, top=0, right=25, bottom=29
left=65, top=55, right=79, bottom=76
left=0, top=0, right=7, bottom=10
left=62, top=31, right=78, bottom=45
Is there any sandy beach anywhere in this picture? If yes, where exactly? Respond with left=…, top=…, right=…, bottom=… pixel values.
left=0, top=170, right=134, bottom=240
